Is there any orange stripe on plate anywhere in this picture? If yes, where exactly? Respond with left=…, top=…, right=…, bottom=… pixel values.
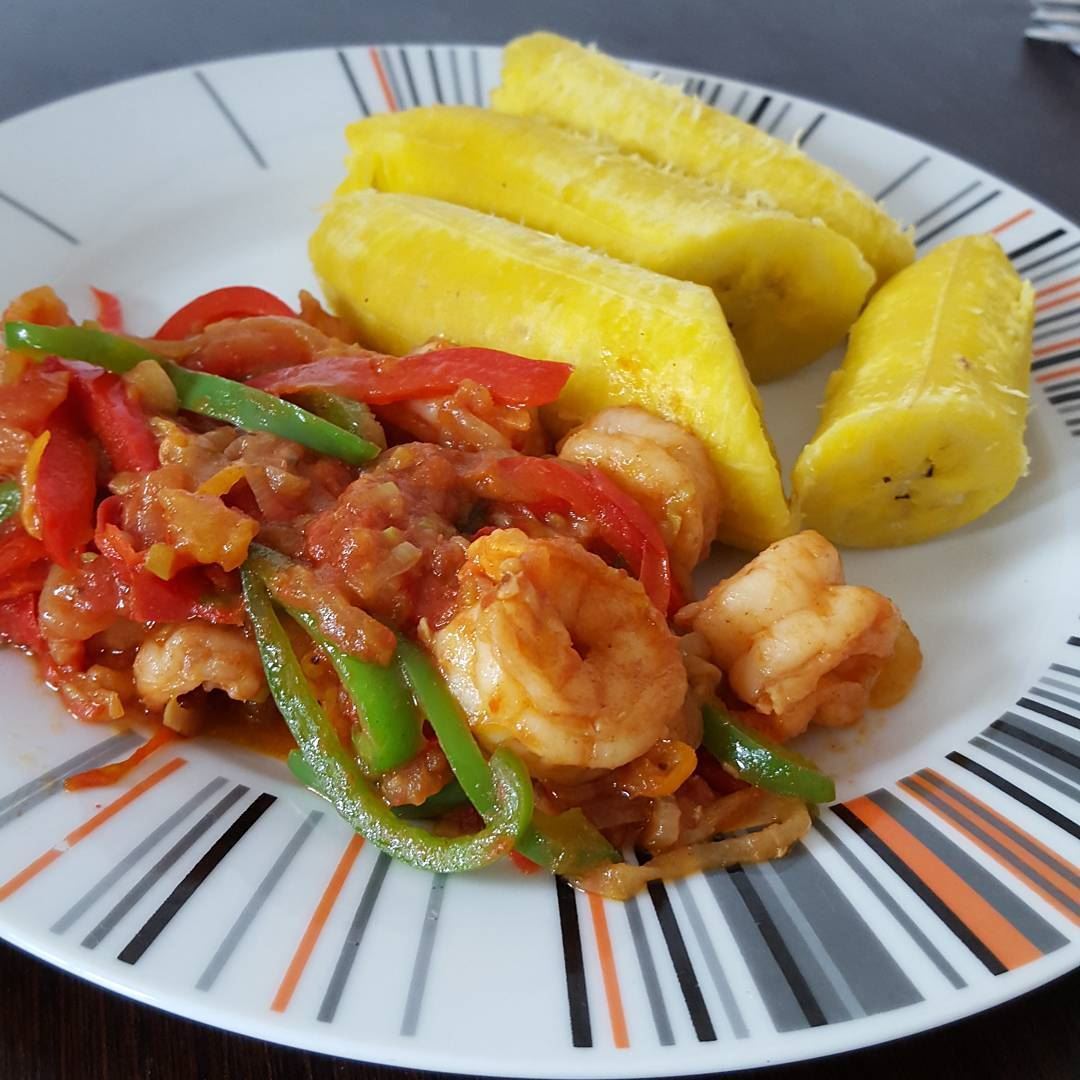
left=987, top=208, right=1033, bottom=235
left=1033, top=336, right=1080, bottom=361
left=1036, top=273, right=1080, bottom=298
left=0, top=756, right=186, bottom=903
left=846, top=795, right=1042, bottom=970
left=271, top=834, right=364, bottom=1013
left=1032, top=362, right=1080, bottom=384
left=1035, top=290, right=1080, bottom=314
left=587, top=892, right=629, bottom=1049
left=903, top=775, right=1080, bottom=926
left=368, top=47, right=398, bottom=112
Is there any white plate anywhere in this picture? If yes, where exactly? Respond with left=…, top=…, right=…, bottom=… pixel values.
left=0, top=43, right=1078, bottom=1079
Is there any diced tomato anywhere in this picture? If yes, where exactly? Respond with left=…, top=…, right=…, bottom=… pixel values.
left=2, top=286, right=72, bottom=329
left=0, top=593, right=45, bottom=654
left=34, top=407, right=98, bottom=568
left=89, top=287, right=125, bottom=333
left=0, top=527, right=46, bottom=578
left=0, top=365, right=70, bottom=433
left=251, top=347, right=573, bottom=408
left=69, top=366, right=158, bottom=473
left=0, top=561, right=48, bottom=601
left=154, top=286, right=295, bottom=340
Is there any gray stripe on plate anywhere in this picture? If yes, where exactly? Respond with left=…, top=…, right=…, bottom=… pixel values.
left=971, top=736, right=1080, bottom=802
left=0, top=731, right=142, bottom=823
left=986, top=722, right=1080, bottom=790
left=624, top=890, right=675, bottom=1045
left=196, top=809, right=323, bottom=991
left=705, top=867, right=807, bottom=1031
left=51, top=777, right=228, bottom=935
left=872, top=792, right=1069, bottom=954
left=400, top=873, right=447, bottom=1036
left=672, top=879, right=748, bottom=1039
left=765, top=842, right=922, bottom=1015
left=813, top=817, right=966, bottom=989
left=81, top=783, right=248, bottom=949
left=317, top=851, right=392, bottom=1023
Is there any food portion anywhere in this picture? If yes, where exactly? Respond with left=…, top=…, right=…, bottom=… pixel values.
left=492, top=31, right=915, bottom=284
left=310, top=189, right=790, bottom=550
left=337, top=106, right=875, bottom=382
left=0, top=278, right=919, bottom=898
left=791, top=235, right=1034, bottom=546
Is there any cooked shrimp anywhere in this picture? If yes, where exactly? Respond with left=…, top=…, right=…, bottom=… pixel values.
left=430, top=528, right=686, bottom=780
left=133, top=623, right=267, bottom=710
left=677, top=531, right=913, bottom=740
left=558, top=407, right=721, bottom=578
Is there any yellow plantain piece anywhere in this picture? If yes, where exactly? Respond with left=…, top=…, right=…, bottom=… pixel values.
left=337, top=106, right=874, bottom=382
left=310, top=190, right=790, bottom=549
left=492, top=32, right=914, bottom=285
left=791, top=235, right=1034, bottom=547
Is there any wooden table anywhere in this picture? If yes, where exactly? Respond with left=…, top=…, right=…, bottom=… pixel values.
left=1, top=1, right=1078, bottom=1076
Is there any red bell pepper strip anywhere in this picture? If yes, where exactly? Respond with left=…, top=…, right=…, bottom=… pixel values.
left=155, top=286, right=295, bottom=340
left=0, top=561, right=48, bottom=601
left=65, top=727, right=177, bottom=791
left=250, top=347, right=573, bottom=408
left=33, top=409, right=97, bottom=569
left=90, top=287, right=125, bottom=333
left=69, top=367, right=158, bottom=473
left=0, top=592, right=45, bottom=654
left=490, top=456, right=673, bottom=612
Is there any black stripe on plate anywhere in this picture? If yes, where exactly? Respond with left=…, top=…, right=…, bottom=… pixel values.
left=426, top=47, right=445, bottom=104
left=873, top=791, right=1066, bottom=954
left=706, top=81, right=723, bottom=106
left=912, top=179, right=981, bottom=229
left=625, top=890, right=675, bottom=1044
left=1046, top=376, right=1080, bottom=398
left=398, top=47, right=421, bottom=107
left=471, top=48, right=483, bottom=106
left=645, top=879, right=717, bottom=1041
left=995, top=713, right=1080, bottom=772
left=1069, top=636, right=1080, bottom=648
left=194, top=70, right=266, bottom=169
left=832, top=802, right=1005, bottom=974
left=1008, top=229, right=1067, bottom=262
left=970, top=735, right=1080, bottom=809
left=554, top=875, right=592, bottom=1048
left=916, top=189, right=1001, bottom=247
left=727, top=865, right=827, bottom=1026
left=766, top=100, right=792, bottom=135
left=746, top=94, right=772, bottom=126
left=379, top=48, right=406, bottom=113
left=449, top=48, right=464, bottom=104
left=1031, top=254, right=1080, bottom=285
left=337, top=49, right=370, bottom=116
left=0, top=188, right=79, bottom=245
left=874, top=155, right=931, bottom=201
left=1017, top=696, right=1080, bottom=730
left=814, top=817, right=966, bottom=989
left=117, top=792, right=275, bottom=964
left=902, top=776, right=1080, bottom=918
left=1016, top=237, right=1080, bottom=276
left=317, top=851, right=392, bottom=1022
left=1032, top=347, right=1080, bottom=371
left=1035, top=315, right=1080, bottom=343
left=1037, top=306, right=1080, bottom=332
left=82, top=783, right=248, bottom=950
left=796, top=111, right=826, bottom=147
left=951, top=750, right=1080, bottom=840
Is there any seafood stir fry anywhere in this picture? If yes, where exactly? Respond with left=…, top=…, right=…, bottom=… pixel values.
left=0, top=285, right=919, bottom=896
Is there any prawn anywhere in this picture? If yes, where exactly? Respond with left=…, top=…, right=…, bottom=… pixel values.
left=677, top=531, right=916, bottom=740
left=558, top=407, right=721, bottom=579
left=430, top=528, right=687, bottom=781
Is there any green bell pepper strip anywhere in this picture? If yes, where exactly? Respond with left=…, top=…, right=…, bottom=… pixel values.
left=289, top=389, right=385, bottom=448
left=4, top=321, right=379, bottom=466
left=288, top=750, right=469, bottom=819
left=701, top=704, right=836, bottom=803
left=243, top=567, right=533, bottom=872
left=246, top=543, right=423, bottom=775
left=395, top=638, right=619, bottom=875
left=0, top=480, right=19, bottom=525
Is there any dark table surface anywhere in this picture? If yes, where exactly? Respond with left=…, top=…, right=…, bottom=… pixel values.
left=1, top=1, right=1078, bottom=1078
